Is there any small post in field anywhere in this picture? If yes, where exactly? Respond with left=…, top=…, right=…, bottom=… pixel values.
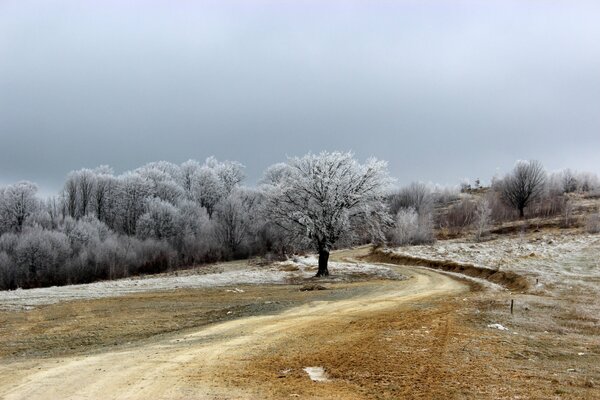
left=510, top=299, right=514, bottom=315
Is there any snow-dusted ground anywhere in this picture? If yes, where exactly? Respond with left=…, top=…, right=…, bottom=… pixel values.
left=0, top=257, right=399, bottom=311
left=287, top=255, right=402, bottom=280
left=390, top=233, right=600, bottom=292
left=388, top=232, right=600, bottom=336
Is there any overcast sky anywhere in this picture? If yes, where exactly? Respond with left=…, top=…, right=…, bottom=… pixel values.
left=1, top=0, right=599, bottom=196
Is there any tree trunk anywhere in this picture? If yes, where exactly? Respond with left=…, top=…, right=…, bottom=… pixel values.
left=316, top=249, right=330, bottom=277
left=519, top=207, right=524, bottom=219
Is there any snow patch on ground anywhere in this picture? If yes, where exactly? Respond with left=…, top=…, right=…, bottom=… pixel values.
left=303, top=366, right=328, bottom=382
left=487, top=323, right=509, bottom=331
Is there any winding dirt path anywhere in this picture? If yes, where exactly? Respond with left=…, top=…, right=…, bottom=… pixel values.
left=0, top=264, right=466, bottom=399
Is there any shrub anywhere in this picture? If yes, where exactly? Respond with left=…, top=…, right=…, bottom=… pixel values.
left=391, top=208, right=434, bottom=246
left=389, top=183, right=433, bottom=216
left=440, top=196, right=477, bottom=235
left=474, top=198, right=492, bottom=242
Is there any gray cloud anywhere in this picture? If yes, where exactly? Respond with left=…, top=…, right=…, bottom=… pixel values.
left=1, top=0, right=599, bottom=196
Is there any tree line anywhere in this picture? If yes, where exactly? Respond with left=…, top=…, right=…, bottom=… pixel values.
left=0, top=153, right=598, bottom=290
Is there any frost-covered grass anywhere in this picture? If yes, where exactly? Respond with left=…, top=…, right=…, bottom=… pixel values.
left=0, top=256, right=399, bottom=310
left=0, top=268, right=290, bottom=311
left=390, top=232, right=600, bottom=335
left=285, top=255, right=401, bottom=281
left=390, top=233, right=600, bottom=290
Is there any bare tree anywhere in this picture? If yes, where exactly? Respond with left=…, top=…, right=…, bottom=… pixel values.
left=473, top=198, right=492, bottom=242
left=389, top=182, right=433, bottom=216
left=266, top=152, right=390, bottom=277
left=579, top=172, right=599, bottom=192
left=561, top=169, right=578, bottom=193
left=77, top=169, right=96, bottom=218
left=63, top=177, right=78, bottom=218
left=45, top=196, right=62, bottom=229
left=500, top=160, right=546, bottom=218
left=62, top=169, right=97, bottom=219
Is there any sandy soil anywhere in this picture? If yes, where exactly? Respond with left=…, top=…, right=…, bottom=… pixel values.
left=0, top=261, right=463, bottom=399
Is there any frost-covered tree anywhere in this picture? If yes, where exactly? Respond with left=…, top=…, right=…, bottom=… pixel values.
left=94, top=173, right=119, bottom=227
left=392, top=208, right=419, bottom=246
left=13, top=227, right=71, bottom=287
left=177, top=200, right=212, bottom=263
left=214, top=188, right=260, bottom=257
left=560, top=169, right=578, bottom=194
left=63, top=169, right=97, bottom=219
left=136, top=161, right=182, bottom=182
left=266, top=151, right=390, bottom=277
left=499, top=160, right=546, bottom=218
left=76, top=169, right=96, bottom=217
left=0, top=181, right=40, bottom=234
left=45, top=196, right=62, bottom=230
left=549, top=169, right=599, bottom=194
left=63, top=176, right=78, bottom=218
left=136, top=163, right=184, bottom=205
left=208, top=156, right=245, bottom=195
left=117, top=173, right=151, bottom=235
left=579, top=172, right=599, bottom=192
left=190, top=157, right=246, bottom=218
left=179, top=160, right=201, bottom=198
left=136, top=198, right=181, bottom=243
left=192, top=166, right=224, bottom=218
left=61, top=215, right=111, bottom=253
left=260, top=163, right=292, bottom=186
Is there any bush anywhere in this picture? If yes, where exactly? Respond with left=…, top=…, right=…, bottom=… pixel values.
left=390, top=208, right=434, bottom=246
left=389, top=183, right=433, bottom=216
left=487, top=191, right=517, bottom=222
left=528, top=192, right=566, bottom=219
left=474, top=198, right=492, bottom=242
left=439, top=196, right=477, bottom=235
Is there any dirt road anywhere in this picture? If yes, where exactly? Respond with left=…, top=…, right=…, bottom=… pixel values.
left=0, top=264, right=465, bottom=399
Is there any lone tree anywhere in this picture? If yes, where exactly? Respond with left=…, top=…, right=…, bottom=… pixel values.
left=265, top=151, right=390, bottom=277
left=500, top=160, right=546, bottom=218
